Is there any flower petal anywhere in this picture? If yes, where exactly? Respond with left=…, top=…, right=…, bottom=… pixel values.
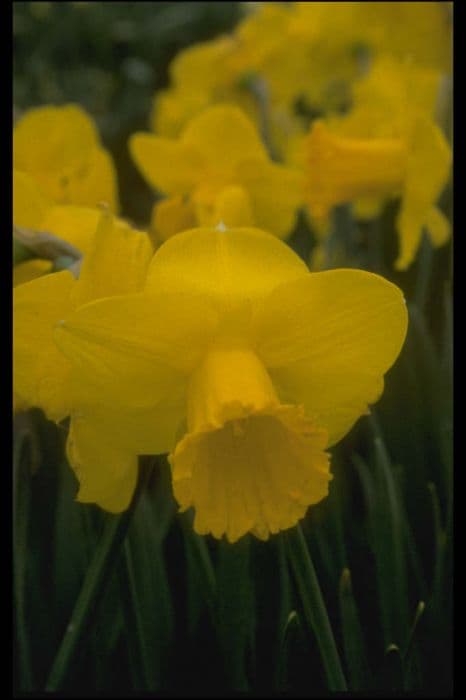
left=54, top=292, right=219, bottom=410
left=151, top=196, right=197, bottom=243
left=41, top=205, right=102, bottom=256
left=67, top=412, right=138, bottom=512
left=144, top=226, right=308, bottom=314
left=14, top=104, right=99, bottom=174
left=71, top=211, right=153, bottom=306
left=129, top=133, right=205, bottom=195
left=238, top=157, right=302, bottom=238
left=14, top=271, right=75, bottom=422
left=395, top=116, right=452, bottom=270
left=253, top=269, right=408, bottom=446
left=425, top=206, right=450, bottom=248
left=13, top=170, right=51, bottom=228
left=181, top=105, right=267, bottom=172
left=70, top=371, right=187, bottom=456
left=63, top=147, right=119, bottom=213
left=211, top=185, right=254, bottom=228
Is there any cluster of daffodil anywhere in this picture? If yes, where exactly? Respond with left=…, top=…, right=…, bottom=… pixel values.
left=138, top=1, right=452, bottom=267
left=13, top=2, right=451, bottom=543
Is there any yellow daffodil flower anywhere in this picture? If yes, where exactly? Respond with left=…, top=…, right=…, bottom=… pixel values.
left=294, top=56, right=452, bottom=270
left=151, top=34, right=259, bottom=138
left=13, top=170, right=137, bottom=286
left=131, top=105, right=301, bottom=240
left=55, top=226, right=407, bottom=542
left=14, top=104, right=119, bottom=212
left=13, top=213, right=153, bottom=509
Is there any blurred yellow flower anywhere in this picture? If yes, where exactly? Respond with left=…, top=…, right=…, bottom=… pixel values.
left=13, top=170, right=140, bottom=286
left=295, top=57, right=452, bottom=270
left=13, top=212, right=153, bottom=510
left=14, top=104, right=119, bottom=212
left=131, top=105, right=301, bottom=240
left=55, top=226, right=407, bottom=542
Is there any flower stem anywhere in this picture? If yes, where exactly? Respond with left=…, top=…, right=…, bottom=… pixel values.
left=45, top=460, right=155, bottom=691
left=284, top=524, right=348, bottom=691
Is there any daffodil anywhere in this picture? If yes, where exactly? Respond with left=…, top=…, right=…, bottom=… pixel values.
left=14, top=104, right=119, bottom=212
left=13, top=212, right=153, bottom=510
left=151, top=35, right=259, bottom=139
left=294, top=57, right=452, bottom=270
left=13, top=170, right=134, bottom=286
left=55, top=225, right=407, bottom=542
left=131, top=105, right=301, bottom=241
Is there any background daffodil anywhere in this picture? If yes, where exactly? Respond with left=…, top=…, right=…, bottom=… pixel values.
left=13, top=212, right=153, bottom=510
left=13, top=170, right=138, bottom=287
left=130, top=105, right=301, bottom=242
left=14, top=103, right=119, bottom=212
left=55, top=226, right=408, bottom=542
left=293, top=57, right=452, bottom=270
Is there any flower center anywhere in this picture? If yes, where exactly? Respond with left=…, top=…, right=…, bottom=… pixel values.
left=170, top=346, right=331, bottom=542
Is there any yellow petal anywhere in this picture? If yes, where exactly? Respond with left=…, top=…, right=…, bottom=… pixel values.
left=211, top=185, right=254, bottom=228
left=151, top=87, right=210, bottom=138
left=395, top=116, right=452, bottom=270
left=253, top=269, right=408, bottom=446
left=144, top=226, right=308, bottom=314
left=169, top=35, right=237, bottom=91
left=181, top=105, right=267, bottom=173
left=13, top=270, right=75, bottom=422
left=425, top=206, right=451, bottom=248
left=13, top=170, right=51, bottom=229
left=14, top=104, right=99, bottom=174
left=13, top=259, right=53, bottom=287
left=71, top=211, right=153, bottom=306
left=41, top=205, right=102, bottom=256
left=63, top=147, right=119, bottom=213
left=151, top=196, right=197, bottom=243
left=70, top=370, right=187, bottom=456
left=67, top=412, right=138, bottom=512
left=54, top=292, right=218, bottom=409
left=129, top=133, right=205, bottom=195
left=238, top=157, right=301, bottom=238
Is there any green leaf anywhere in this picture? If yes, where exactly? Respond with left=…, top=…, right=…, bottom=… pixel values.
left=117, top=472, right=175, bottom=691
left=369, top=419, right=410, bottom=648
left=45, top=459, right=155, bottom=691
left=13, top=427, right=36, bottom=690
left=216, top=536, right=253, bottom=691
left=339, top=568, right=371, bottom=690
left=275, top=610, right=301, bottom=691
left=383, top=643, right=404, bottom=692
left=284, top=524, right=347, bottom=691
left=180, top=512, right=217, bottom=627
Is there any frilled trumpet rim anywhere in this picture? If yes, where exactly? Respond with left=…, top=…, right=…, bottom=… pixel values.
left=169, top=345, right=331, bottom=542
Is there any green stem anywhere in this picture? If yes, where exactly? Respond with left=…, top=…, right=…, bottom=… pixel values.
left=284, top=524, right=347, bottom=691
left=180, top=513, right=218, bottom=626
left=45, top=460, right=155, bottom=691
